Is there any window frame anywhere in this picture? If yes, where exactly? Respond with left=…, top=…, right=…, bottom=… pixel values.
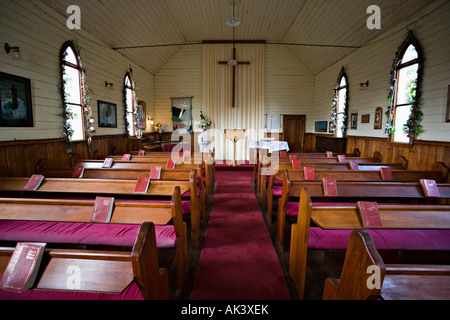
left=60, top=41, right=85, bottom=142
left=332, top=67, right=349, bottom=138
left=389, top=33, right=424, bottom=144
left=124, top=72, right=136, bottom=137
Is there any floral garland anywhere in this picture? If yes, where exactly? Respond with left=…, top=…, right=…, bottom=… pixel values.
left=199, top=111, right=212, bottom=131
left=385, top=31, right=423, bottom=145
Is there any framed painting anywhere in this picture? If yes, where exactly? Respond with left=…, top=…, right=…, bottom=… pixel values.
left=172, top=97, right=192, bottom=134
left=351, top=113, right=358, bottom=130
left=97, top=100, right=117, bottom=128
left=315, top=121, right=328, bottom=133
left=374, top=107, right=383, bottom=129
left=0, top=72, right=33, bottom=127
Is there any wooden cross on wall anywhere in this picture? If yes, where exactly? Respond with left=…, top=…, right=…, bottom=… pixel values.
left=218, top=47, right=250, bottom=108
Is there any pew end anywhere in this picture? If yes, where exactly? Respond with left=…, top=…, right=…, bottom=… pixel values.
left=322, top=230, right=385, bottom=300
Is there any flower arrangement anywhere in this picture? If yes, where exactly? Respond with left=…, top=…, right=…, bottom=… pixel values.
left=199, top=111, right=212, bottom=131
left=155, top=123, right=163, bottom=133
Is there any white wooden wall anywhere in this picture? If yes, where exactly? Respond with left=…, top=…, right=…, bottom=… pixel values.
left=312, top=0, right=450, bottom=141
left=0, top=0, right=154, bottom=142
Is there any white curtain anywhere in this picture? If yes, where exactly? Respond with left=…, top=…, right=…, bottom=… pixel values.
left=202, top=43, right=265, bottom=161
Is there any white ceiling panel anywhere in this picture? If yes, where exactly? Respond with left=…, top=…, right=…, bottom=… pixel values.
left=42, top=0, right=435, bottom=75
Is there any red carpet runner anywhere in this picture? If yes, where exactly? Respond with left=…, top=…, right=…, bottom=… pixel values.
left=191, top=170, right=292, bottom=300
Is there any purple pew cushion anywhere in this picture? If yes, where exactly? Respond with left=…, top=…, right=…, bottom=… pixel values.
left=0, top=282, right=144, bottom=300
left=0, top=220, right=176, bottom=249
left=273, top=186, right=282, bottom=197
left=308, top=227, right=450, bottom=251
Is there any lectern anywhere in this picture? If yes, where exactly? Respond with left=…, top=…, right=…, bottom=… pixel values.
left=224, top=129, right=245, bottom=167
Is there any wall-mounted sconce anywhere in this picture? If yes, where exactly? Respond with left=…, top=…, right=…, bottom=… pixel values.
left=4, top=43, right=21, bottom=59
left=147, top=117, right=154, bottom=125
left=105, top=81, right=114, bottom=90
left=359, top=80, right=369, bottom=91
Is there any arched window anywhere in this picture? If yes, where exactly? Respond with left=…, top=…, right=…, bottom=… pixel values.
left=124, top=72, right=136, bottom=137
left=60, top=41, right=84, bottom=141
left=331, top=68, right=348, bottom=138
left=387, top=33, right=423, bottom=144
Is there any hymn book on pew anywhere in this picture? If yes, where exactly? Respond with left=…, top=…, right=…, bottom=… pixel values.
left=102, top=158, right=114, bottom=168
left=420, top=179, right=441, bottom=198
left=292, top=159, right=302, bottom=170
left=349, top=160, right=359, bottom=170
left=23, top=174, right=44, bottom=191
left=326, top=151, right=333, bottom=158
left=91, top=197, right=114, bottom=223
left=72, top=165, right=84, bottom=178
left=166, top=158, right=176, bottom=169
left=289, top=155, right=297, bottom=162
left=357, top=202, right=383, bottom=228
left=280, top=151, right=287, bottom=157
left=122, top=154, right=131, bottom=161
left=0, top=242, right=46, bottom=293
left=150, top=166, right=162, bottom=180
left=304, top=167, right=315, bottom=181
left=338, top=155, right=346, bottom=162
left=322, top=178, right=338, bottom=197
left=380, top=167, right=393, bottom=181
left=134, top=177, right=150, bottom=193
left=138, top=150, right=145, bottom=156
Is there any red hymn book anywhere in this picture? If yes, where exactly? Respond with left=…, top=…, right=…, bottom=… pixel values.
left=292, top=160, right=302, bottom=170
left=322, top=178, right=338, bottom=197
left=304, top=167, right=315, bottom=181
left=357, top=202, right=383, bottom=228
left=72, top=165, right=84, bottom=178
left=0, top=242, right=46, bottom=293
left=166, top=158, right=176, bottom=169
left=150, top=166, right=162, bottom=180
left=420, top=179, right=441, bottom=198
left=102, top=158, right=114, bottom=168
left=134, top=177, right=150, bottom=193
left=23, top=174, right=44, bottom=191
left=91, top=197, right=114, bottom=223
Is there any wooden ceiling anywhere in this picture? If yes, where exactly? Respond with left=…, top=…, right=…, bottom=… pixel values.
left=43, top=0, right=434, bottom=75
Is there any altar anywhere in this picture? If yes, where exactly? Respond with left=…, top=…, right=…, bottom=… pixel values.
left=248, top=139, right=290, bottom=154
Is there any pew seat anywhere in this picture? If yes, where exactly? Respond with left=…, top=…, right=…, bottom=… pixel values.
left=0, top=220, right=176, bottom=249
left=0, top=222, right=168, bottom=300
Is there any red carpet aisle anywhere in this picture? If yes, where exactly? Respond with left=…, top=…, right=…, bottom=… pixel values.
left=191, top=169, right=292, bottom=300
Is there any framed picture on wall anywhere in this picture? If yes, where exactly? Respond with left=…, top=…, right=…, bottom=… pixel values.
left=374, top=107, right=383, bottom=129
left=315, top=121, right=328, bottom=133
left=172, top=97, right=193, bottom=134
left=350, top=113, right=358, bottom=130
left=0, top=72, right=33, bottom=127
left=98, top=100, right=117, bottom=128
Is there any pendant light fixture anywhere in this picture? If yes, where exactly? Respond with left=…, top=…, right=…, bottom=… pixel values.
left=225, top=0, right=241, bottom=28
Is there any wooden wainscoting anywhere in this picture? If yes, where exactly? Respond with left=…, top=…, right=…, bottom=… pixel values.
left=0, top=135, right=137, bottom=177
left=346, top=136, right=450, bottom=173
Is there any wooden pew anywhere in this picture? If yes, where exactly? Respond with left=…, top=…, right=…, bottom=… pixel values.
left=38, top=165, right=205, bottom=221
left=73, top=157, right=214, bottom=206
left=0, top=176, right=202, bottom=249
left=252, top=148, right=362, bottom=185
left=323, top=230, right=450, bottom=300
left=258, top=156, right=410, bottom=207
left=276, top=172, right=450, bottom=246
left=0, top=222, right=169, bottom=300
left=288, top=188, right=450, bottom=299
left=105, top=153, right=215, bottom=205
left=265, top=162, right=450, bottom=218
left=0, top=186, right=187, bottom=290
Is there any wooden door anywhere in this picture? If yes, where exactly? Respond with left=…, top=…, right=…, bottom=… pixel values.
left=283, top=115, right=306, bottom=153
